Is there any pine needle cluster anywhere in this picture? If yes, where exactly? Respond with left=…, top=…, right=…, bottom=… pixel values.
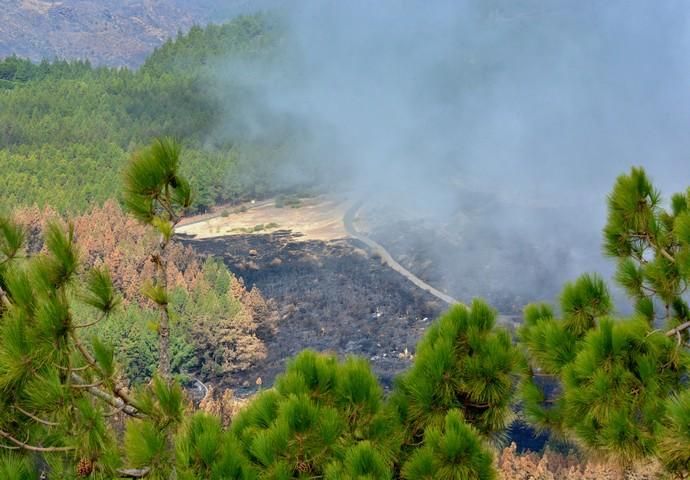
left=394, top=300, right=523, bottom=442
left=230, top=350, right=402, bottom=478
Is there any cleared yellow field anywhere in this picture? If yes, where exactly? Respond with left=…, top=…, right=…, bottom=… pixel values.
left=177, top=196, right=351, bottom=242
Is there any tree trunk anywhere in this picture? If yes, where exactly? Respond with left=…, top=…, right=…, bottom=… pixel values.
left=156, top=235, right=171, bottom=379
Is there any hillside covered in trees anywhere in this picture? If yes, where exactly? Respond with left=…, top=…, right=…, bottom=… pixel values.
left=1, top=14, right=280, bottom=214
left=4, top=3, right=690, bottom=479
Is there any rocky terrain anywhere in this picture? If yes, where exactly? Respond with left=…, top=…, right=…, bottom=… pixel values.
left=0, top=0, right=277, bottom=66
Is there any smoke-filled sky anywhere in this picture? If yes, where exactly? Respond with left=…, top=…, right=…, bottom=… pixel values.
left=209, top=0, right=690, bottom=308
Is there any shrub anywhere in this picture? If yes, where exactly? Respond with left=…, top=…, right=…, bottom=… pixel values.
left=231, top=350, right=403, bottom=477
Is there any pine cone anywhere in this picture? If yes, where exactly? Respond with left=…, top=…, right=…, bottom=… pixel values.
left=76, top=458, right=93, bottom=477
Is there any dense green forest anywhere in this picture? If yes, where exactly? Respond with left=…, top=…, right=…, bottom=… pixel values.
left=0, top=15, right=278, bottom=213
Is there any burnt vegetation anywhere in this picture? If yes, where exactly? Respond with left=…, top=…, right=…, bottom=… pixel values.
left=182, top=231, right=445, bottom=389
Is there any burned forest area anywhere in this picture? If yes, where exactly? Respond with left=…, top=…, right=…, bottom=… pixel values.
left=180, top=230, right=445, bottom=390
left=180, top=226, right=547, bottom=451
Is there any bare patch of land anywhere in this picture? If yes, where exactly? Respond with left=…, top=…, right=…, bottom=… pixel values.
left=177, top=196, right=350, bottom=242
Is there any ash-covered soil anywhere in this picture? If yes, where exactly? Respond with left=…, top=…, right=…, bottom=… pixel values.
left=180, top=230, right=445, bottom=390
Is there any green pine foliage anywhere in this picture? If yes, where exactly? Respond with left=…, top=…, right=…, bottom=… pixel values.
left=0, top=453, right=34, bottom=480
left=393, top=300, right=522, bottom=442
left=0, top=216, right=124, bottom=477
left=324, top=442, right=392, bottom=480
left=0, top=14, right=277, bottom=214
left=604, top=167, right=690, bottom=329
left=521, top=309, right=689, bottom=466
left=518, top=273, right=613, bottom=432
left=123, top=137, right=193, bottom=379
left=401, top=410, right=495, bottom=480
left=560, top=318, right=687, bottom=464
left=123, top=137, right=193, bottom=227
left=519, top=167, right=690, bottom=474
left=658, top=389, right=690, bottom=475
left=231, top=350, right=403, bottom=478
left=124, top=377, right=186, bottom=479
left=141, top=18, right=271, bottom=77
left=176, top=412, right=258, bottom=480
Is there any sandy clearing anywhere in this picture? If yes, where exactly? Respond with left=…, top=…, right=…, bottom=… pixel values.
left=176, top=196, right=351, bottom=242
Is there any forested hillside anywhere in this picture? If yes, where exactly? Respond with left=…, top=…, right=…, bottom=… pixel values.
left=1, top=15, right=277, bottom=213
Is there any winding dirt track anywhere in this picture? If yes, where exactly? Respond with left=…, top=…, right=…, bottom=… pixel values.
left=344, top=202, right=515, bottom=325
left=344, top=202, right=458, bottom=305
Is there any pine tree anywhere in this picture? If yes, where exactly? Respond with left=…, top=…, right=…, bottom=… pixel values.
left=393, top=300, right=523, bottom=443
left=518, top=274, right=614, bottom=433
left=230, top=350, right=402, bottom=478
left=0, top=137, right=195, bottom=478
left=604, top=167, right=690, bottom=331
left=122, top=137, right=193, bottom=379
left=0, top=215, right=141, bottom=477
left=519, top=167, right=690, bottom=475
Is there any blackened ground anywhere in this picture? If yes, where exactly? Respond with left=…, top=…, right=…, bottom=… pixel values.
left=180, top=230, right=445, bottom=390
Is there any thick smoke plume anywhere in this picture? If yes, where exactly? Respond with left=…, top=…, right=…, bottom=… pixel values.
left=210, top=0, right=690, bottom=310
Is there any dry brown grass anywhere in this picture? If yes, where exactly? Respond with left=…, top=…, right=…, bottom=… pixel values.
left=497, top=443, right=664, bottom=480
left=199, top=387, right=250, bottom=428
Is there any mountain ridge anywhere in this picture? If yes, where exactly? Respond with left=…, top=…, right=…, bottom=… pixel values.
left=0, top=0, right=271, bottom=67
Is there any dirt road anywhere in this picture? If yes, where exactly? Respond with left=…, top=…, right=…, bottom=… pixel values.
left=344, top=202, right=458, bottom=304
left=344, top=202, right=516, bottom=326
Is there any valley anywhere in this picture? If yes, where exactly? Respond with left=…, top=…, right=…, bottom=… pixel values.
left=2, top=3, right=687, bottom=477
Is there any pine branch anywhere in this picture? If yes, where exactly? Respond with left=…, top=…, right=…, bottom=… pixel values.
left=629, top=232, right=676, bottom=264
left=56, top=364, right=91, bottom=372
left=14, top=406, right=59, bottom=427
left=659, top=247, right=676, bottom=264
left=0, top=429, right=75, bottom=452
left=103, top=404, right=127, bottom=417
left=666, top=321, right=690, bottom=337
left=73, top=316, right=107, bottom=329
left=116, top=467, right=151, bottom=478
left=71, top=379, right=104, bottom=388
left=71, top=373, right=145, bottom=419
left=0, top=285, right=11, bottom=309
left=70, top=331, right=144, bottom=413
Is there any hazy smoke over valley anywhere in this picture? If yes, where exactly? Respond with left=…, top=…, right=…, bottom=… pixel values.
left=210, top=0, right=690, bottom=310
